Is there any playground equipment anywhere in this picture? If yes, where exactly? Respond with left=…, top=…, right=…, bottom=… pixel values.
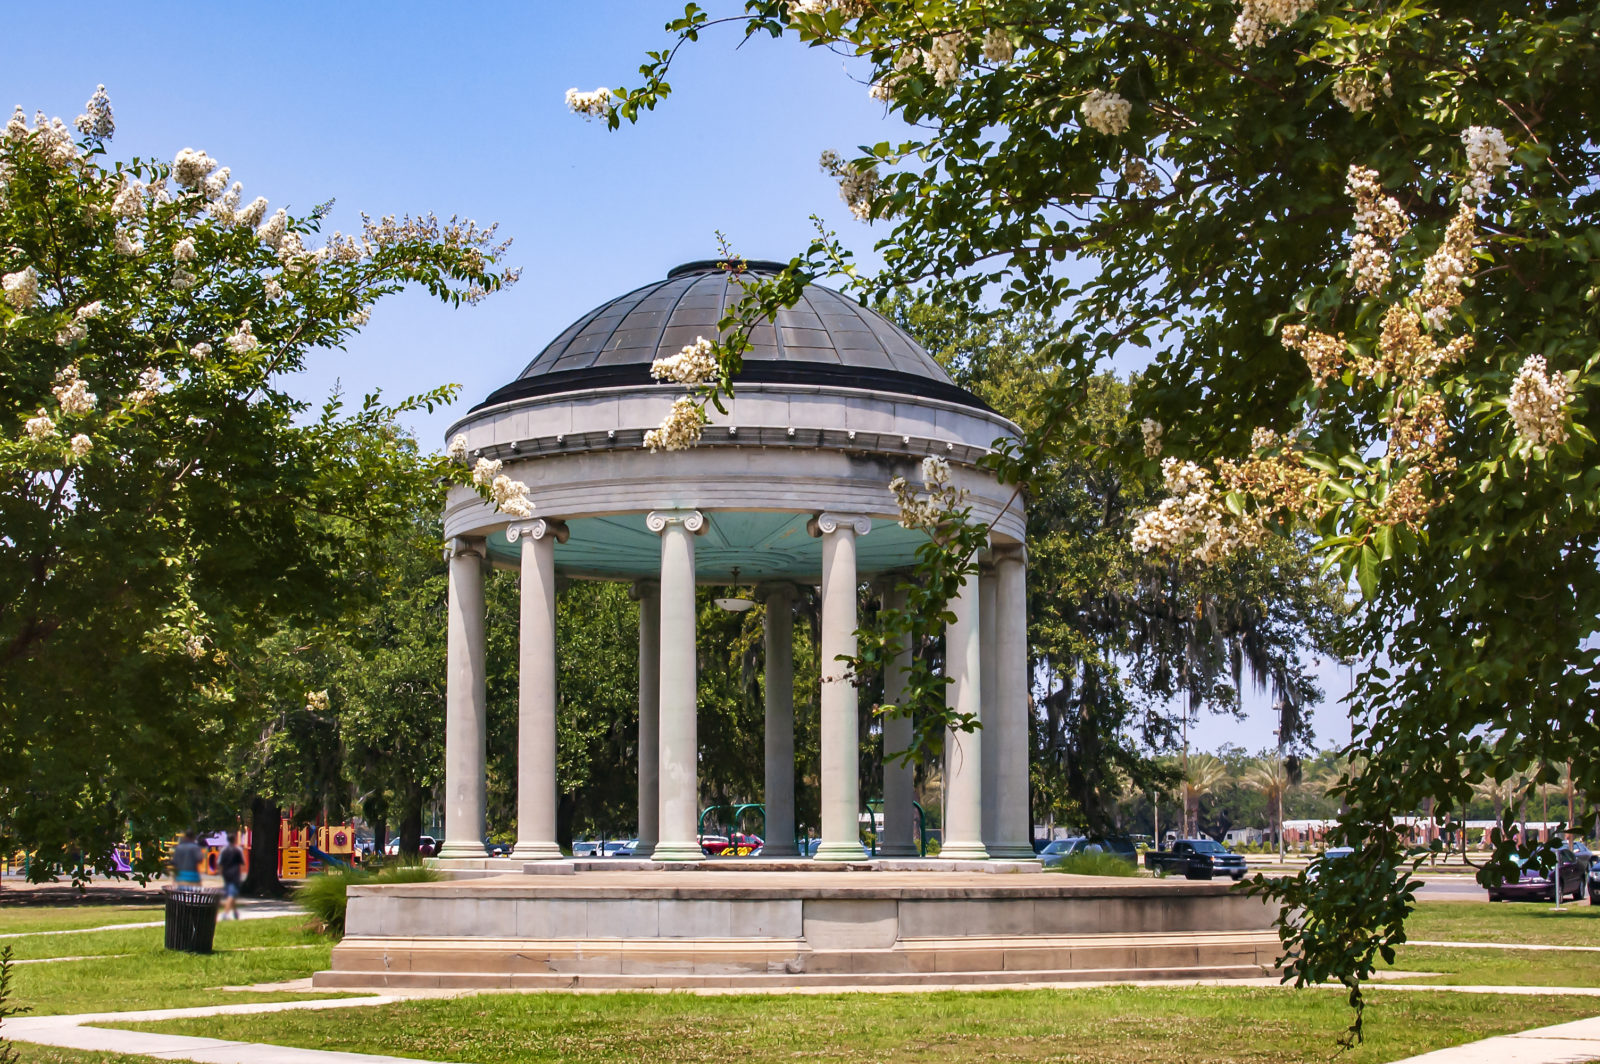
left=864, top=798, right=931, bottom=857
left=698, top=804, right=767, bottom=854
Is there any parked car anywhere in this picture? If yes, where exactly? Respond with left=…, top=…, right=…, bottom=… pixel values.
left=1488, top=849, right=1587, bottom=902
left=1038, top=838, right=1100, bottom=867
left=1306, top=846, right=1354, bottom=881
left=1144, top=838, right=1248, bottom=881
left=383, top=835, right=438, bottom=857
left=601, top=839, right=636, bottom=857
left=571, top=840, right=601, bottom=857
left=802, top=838, right=869, bottom=858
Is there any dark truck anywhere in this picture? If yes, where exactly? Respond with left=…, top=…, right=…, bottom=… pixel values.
left=1144, top=838, right=1249, bottom=881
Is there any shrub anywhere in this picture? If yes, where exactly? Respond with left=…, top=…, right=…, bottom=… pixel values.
left=295, top=861, right=439, bottom=938
left=1047, top=851, right=1140, bottom=877
left=0, top=944, right=27, bottom=1064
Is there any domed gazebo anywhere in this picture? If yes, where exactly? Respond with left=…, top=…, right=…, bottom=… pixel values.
left=438, top=260, right=1033, bottom=865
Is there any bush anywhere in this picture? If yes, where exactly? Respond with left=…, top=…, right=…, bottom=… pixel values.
left=1046, top=852, right=1140, bottom=877
left=296, top=861, right=439, bottom=938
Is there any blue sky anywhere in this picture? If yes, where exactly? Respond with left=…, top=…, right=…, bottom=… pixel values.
left=7, top=2, right=1352, bottom=755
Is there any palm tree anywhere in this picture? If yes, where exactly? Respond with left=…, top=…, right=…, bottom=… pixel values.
left=1180, top=753, right=1229, bottom=838
left=1244, top=756, right=1291, bottom=858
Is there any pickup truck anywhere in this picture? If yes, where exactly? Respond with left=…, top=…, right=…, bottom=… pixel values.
left=1143, top=838, right=1249, bottom=880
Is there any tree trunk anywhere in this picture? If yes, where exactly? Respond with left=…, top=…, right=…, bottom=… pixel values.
left=399, top=799, right=423, bottom=859
left=242, top=795, right=284, bottom=897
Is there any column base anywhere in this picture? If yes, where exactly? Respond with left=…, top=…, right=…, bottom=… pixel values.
left=939, top=842, right=991, bottom=861
left=436, top=841, right=488, bottom=859
left=813, top=842, right=867, bottom=862
left=761, top=844, right=799, bottom=858
left=984, top=844, right=1040, bottom=861
left=513, top=842, right=563, bottom=861
left=633, top=842, right=657, bottom=859
left=651, top=841, right=703, bottom=862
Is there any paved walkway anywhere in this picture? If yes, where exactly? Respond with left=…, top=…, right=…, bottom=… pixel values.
left=1410, top=940, right=1600, bottom=953
left=1390, top=1015, right=1600, bottom=1063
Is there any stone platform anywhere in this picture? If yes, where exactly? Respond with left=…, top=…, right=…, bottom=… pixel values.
left=316, top=869, right=1281, bottom=991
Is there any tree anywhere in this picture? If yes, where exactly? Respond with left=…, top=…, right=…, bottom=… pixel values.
left=0, top=89, right=518, bottom=879
left=1179, top=753, right=1229, bottom=839
left=1244, top=756, right=1291, bottom=856
left=588, top=3, right=1599, bottom=1034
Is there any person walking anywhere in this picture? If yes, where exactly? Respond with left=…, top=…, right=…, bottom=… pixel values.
left=169, top=830, right=204, bottom=888
left=218, top=831, right=245, bottom=920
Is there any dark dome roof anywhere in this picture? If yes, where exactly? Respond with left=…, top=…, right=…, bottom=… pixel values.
left=474, top=261, right=986, bottom=411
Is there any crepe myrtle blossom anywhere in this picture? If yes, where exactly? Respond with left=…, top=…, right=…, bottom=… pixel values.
left=1130, top=457, right=1263, bottom=564
left=923, top=31, right=970, bottom=87
left=1080, top=90, right=1131, bottom=136
left=190, top=342, right=213, bottom=359
left=173, top=236, right=197, bottom=263
left=644, top=396, right=707, bottom=452
left=1230, top=0, right=1317, bottom=49
left=1333, top=71, right=1375, bottom=115
left=889, top=455, right=966, bottom=531
left=492, top=474, right=535, bottom=518
left=262, top=278, right=284, bottom=301
left=256, top=208, right=288, bottom=250
left=69, top=433, right=92, bottom=459
left=225, top=320, right=259, bottom=355
left=171, top=148, right=218, bottom=190
left=448, top=434, right=469, bottom=462
left=471, top=456, right=502, bottom=486
left=73, top=84, right=115, bottom=139
left=651, top=336, right=718, bottom=385
left=52, top=365, right=97, bottom=415
left=1141, top=418, right=1164, bottom=457
left=1507, top=354, right=1572, bottom=450
left=305, top=689, right=330, bottom=714
left=3, top=266, right=39, bottom=310
left=1123, top=158, right=1161, bottom=196
left=24, top=410, right=56, bottom=440
left=114, top=230, right=143, bottom=256
left=565, top=87, right=613, bottom=120
left=112, top=178, right=143, bottom=218
left=1461, top=126, right=1512, bottom=201
left=819, top=150, right=881, bottom=221
left=1345, top=165, right=1409, bottom=295
left=982, top=29, right=1016, bottom=64
left=1418, top=199, right=1477, bottom=329
left=128, top=368, right=164, bottom=404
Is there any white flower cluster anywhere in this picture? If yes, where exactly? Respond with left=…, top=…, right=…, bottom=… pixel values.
left=448, top=434, right=469, bottom=461
left=1080, top=90, right=1131, bottom=136
left=52, top=365, right=97, bottom=415
left=889, top=455, right=967, bottom=530
left=644, top=396, right=707, bottom=452
left=73, top=84, right=115, bottom=140
left=6, top=107, right=78, bottom=167
left=1460, top=126, right=1511, bottom=202
left=191, top=342, right=213, bottom=359
left=1345, top=164, right=1408, bottom=294
left=3, top=265, right=39, bottom=310
left=982, top=29, right=1015, bottom=64
left=1141, top=418, right=1163, bottom=457
left=1123, top=158, right=1161, bottom=196
left=305, top=690, right=330, bottom=714
left=1229, top=0, right=1317, bottom=48
left=128, top=367, right=165, bottom=404
left=171, top=148, right=219, bottom=190
left=565, top=87, right=613, bottom=121
left=1251, top=426, right=1280, bottom=450
left=115, top=229, right=143, bottom=257
left=650, top=336, right=718, bottom=385
left=1333, top=71, right=1374, bottom=114
left=256, top=208, right=288, bottom=249
left=173, top=236, right=197, bottom=263
left=69, top=433, right=92, bottom=459
left=471, top=456, right=501, bottom=486
left=1507, top=354, right=1571, bottom=450
left=869, top=51, right=921, bottom=103
left=347, top=307, right=371, bottom=327
left=24, top=410, right=56, bottom=440
left=924, top=31, right=970, bottom=87
left=1418, top=199, right=1477, bottom=329
left=1130, top=458, right=1259, bottom=564
left=112, top=178, right=144, bottom=219
left=263, top=277, right=284, bottom=301
left=56, top=321, right=86, bottom=347
left=225, top=320, right=259, bottom=355
left=492, top=474, right=535, bottom=518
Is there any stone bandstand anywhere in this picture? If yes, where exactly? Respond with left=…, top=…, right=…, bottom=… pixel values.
left=319, top=261, right=1279, bottom=991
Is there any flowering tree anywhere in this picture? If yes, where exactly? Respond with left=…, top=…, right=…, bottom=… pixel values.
left=0, top=89, right=519, bottom=879
left=580, top=1, right=1600, bottom=1036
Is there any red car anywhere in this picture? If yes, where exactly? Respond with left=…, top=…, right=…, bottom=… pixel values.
left=1488, top=850, right=1587, bottom=902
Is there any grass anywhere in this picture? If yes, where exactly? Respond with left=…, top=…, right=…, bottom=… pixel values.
left=1045, top=852, right=1141, bottom=877
left=7, top=915, right=342, bottom=1015
left=295, top=861, right=439, bottom=937
left=110, top=985, right=1600, bottom=1064
left=1405, top=899, right=1600, bottom=946
left=1381, top=945, right=1600, bottom=987
left=0, top=906, right=161, bottom=935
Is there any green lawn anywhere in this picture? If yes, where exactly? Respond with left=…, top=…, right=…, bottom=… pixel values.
left=0, top=905, right=162, bottom=935
left=106, top=985, right=1600, bottom=1064
left=1381, top=945, right=1600, bottom=987
left=5, top=915, right=344, bottom=1015
left=1405, top=900, right=1600, bottom=947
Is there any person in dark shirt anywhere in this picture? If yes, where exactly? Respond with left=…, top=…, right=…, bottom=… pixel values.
left=218, top=831, right=246, bottom=920
left=170, top=831, right=204, bottom=887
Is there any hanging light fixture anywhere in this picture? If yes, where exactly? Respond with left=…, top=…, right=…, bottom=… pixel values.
left=715, top=567, right=755, bottom=613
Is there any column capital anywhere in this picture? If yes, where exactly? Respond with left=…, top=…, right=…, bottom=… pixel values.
left=807, top=512, right=873, bottom=538
left=992, top=543, right=1027, bottom=566
left=445, top=536, right=486, bottom=561
left=646, top=509, right=706, bottom=534
left=506, top=518, right=568, bottom=544
left=629, top=578, right=660, bottom=602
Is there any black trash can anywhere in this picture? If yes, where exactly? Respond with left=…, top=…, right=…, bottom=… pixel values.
left=163, top=886, right=219, bottom=953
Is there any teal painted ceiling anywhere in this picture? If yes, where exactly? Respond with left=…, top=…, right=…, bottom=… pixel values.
left=485, top=511, right=930, bottom=582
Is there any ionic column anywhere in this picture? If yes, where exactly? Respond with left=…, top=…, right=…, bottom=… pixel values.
left=979, top=561, right=1000, bottom=852
left=809, top=512, right=872, bottom=862
left=510, top=519, right=567, bottom=861
left=440, top=537, right=488, bottom=859
left=648, top=509, right=704, bottom=862
left=761, top=583, right=798, bottom=857
left=990, top=546, right=1036, bottom=858
left=878, top=579, right=918, bottom=857
left=631, top=579, right=661, bottom=859
left=941, top=566, right=989, bottom=860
